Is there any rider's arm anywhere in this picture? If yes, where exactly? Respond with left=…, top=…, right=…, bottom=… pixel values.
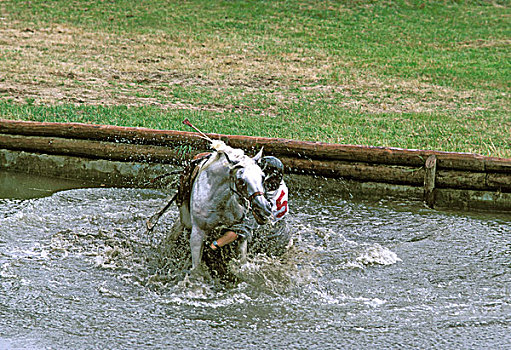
left=210, top=216, right=257, bottom=250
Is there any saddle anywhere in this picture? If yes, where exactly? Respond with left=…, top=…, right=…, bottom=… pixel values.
left=176, top=152, right=211, bottom=207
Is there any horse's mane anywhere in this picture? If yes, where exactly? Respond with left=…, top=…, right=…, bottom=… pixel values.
left=200, top=141, right=253, bottom=171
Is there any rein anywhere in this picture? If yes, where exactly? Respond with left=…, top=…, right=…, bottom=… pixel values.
left=248, top=191, right=264, bottom=203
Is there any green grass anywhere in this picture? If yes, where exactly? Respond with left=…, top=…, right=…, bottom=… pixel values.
left=0, top=0, right=509, bottom=157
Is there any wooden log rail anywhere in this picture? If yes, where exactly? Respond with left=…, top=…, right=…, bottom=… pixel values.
left=1, top=119, right=510, bottom=172
left=0, top=119, right=510, bottom=210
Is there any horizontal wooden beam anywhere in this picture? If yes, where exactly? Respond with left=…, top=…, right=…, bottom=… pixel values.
left=280, top=156, right=424, bottom=186
left=1, top=119, right=510, bottom=172
left=0, top=134, right=190, bottom=164
left=1, top=132, right=509, bottom=193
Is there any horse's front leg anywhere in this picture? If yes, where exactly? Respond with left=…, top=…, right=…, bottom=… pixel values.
left=190, top=226, right=206, bottom=270
left=239, top=237, right=248, bottom=264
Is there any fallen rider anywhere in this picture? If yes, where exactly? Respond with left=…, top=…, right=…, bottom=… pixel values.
left=209, top=155, right=290, bottom=257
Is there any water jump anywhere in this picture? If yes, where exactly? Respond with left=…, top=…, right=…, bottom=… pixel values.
left=147, top=119, right=290, bottom=271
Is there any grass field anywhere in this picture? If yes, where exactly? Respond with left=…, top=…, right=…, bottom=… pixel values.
left=0, top=0, right=509, bottom=157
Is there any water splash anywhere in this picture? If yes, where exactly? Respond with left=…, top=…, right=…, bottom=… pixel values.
left=355, top=243, right=402, bottom=267
left=292, top=222, right=402, bottom=270
left=1, top=185, right=509, bottom=349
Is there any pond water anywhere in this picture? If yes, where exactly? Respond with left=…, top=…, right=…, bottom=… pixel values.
left=0, top=175, right=510, bottom=349
left=0, top=171, right=93, bottom=200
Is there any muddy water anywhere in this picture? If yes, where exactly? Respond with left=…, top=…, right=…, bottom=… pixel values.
left=0, top=177, right=510, bottom=349
left=0, top=171, right=94, bottom=200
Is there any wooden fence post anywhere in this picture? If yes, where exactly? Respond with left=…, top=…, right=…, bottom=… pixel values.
left=424, top=155, right=437, bottom=208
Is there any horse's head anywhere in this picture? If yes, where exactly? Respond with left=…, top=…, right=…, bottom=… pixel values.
left=225, top=150, right=272, bottom=225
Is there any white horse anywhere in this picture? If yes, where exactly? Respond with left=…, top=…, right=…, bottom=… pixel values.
left=171, top=142, right=272, bottom=271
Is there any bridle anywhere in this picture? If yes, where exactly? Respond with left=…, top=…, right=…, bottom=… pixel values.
left=230, top=168, right=265, bottom=210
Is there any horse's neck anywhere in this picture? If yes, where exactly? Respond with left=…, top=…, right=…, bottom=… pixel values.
left=195, top=155, right=233, bottom=201
left=192, top=156, right=246, bottom=225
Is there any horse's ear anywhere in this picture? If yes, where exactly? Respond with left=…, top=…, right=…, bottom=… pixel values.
left=252, top=147, right=264, bottom=162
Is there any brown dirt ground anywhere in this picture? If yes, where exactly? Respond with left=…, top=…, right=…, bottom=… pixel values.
left=0, top=22, right=508, bottom=116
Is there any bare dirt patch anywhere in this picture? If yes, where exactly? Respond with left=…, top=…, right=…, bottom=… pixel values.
left=0, top=22, right=507, bottom=115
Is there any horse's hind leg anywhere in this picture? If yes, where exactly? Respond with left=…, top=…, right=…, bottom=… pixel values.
left=190, top=226, right=206, bottom=270
left=165, top=217, right=185, bottom=244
